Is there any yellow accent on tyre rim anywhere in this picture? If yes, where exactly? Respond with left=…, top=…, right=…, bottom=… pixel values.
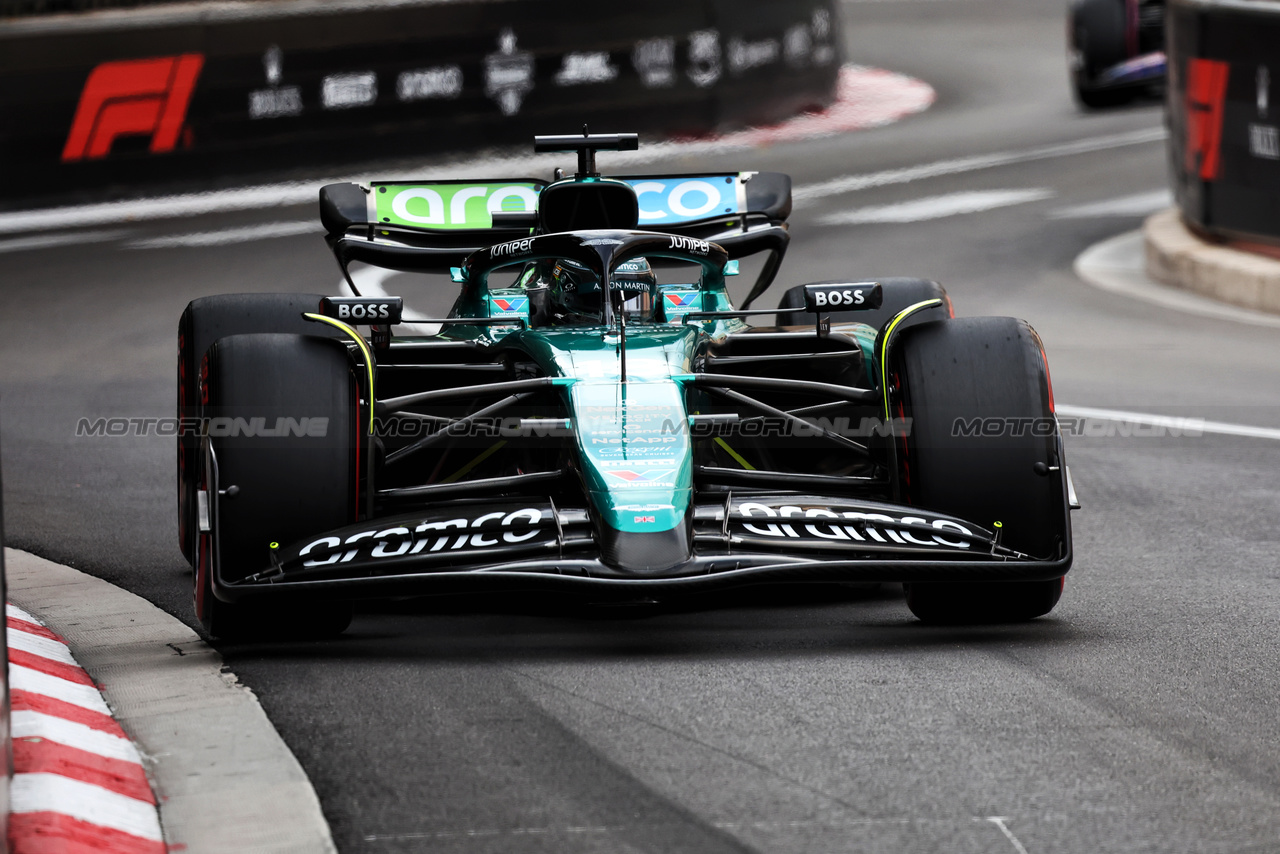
left=878, top=298, right=944, bottom=422
left=303, top=312, right=376, bottom=434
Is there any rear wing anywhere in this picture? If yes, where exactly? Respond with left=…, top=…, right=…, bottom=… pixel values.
left=320, top=171, right=792, bottom=306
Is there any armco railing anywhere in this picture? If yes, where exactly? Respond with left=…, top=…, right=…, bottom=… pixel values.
left=1167, top=0, right=1280, bottom=243
left=0, top=0, right=840, bottom=206
left=0, top=432, right=10, bottom=850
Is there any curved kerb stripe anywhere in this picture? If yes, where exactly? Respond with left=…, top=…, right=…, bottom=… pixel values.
left=7, top=604, right=166, bottom=854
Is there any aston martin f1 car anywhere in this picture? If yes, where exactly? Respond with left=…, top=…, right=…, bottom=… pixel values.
left=177, top=131, right=1078, bottom=639
left=1068, top=0, right=1165, bottom=107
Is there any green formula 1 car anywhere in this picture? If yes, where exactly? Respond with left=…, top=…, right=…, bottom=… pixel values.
left=176, top=131, right=1077, bottom=639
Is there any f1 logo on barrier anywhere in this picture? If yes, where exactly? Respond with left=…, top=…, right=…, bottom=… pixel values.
left=1186, top=58, right=1230, bottom=181
left=62, top=54, right=204, bottom=162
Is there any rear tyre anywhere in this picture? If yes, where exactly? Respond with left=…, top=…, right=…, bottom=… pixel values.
left=178, top=293, right=339, bottom=564
left=1069, top=0, right=1131, bottom=108
left=776, top=277, right=952, bottom=331
left=893, top=317, right=1068, bottom=623
left=196, top=332, right=358, bottom=640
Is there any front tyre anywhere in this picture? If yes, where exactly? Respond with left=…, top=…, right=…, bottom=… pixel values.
left=197, top=332, right=359, bottom=640
left=178, top=293, right=340, bottom=565
left=893, top=317, right=1069, bottom=623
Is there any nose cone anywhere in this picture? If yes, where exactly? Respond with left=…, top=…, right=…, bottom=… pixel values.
left=599, top=520, right=693, bottom=574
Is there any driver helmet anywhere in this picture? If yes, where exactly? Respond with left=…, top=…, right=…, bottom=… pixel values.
left=553, top=256, right=656, bottom=318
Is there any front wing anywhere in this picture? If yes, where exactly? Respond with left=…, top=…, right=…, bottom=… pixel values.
left=207, top=490, right=1073, bottom=603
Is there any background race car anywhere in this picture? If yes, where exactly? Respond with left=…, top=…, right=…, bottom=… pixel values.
left=1068, top=0, right=1166, bottom=107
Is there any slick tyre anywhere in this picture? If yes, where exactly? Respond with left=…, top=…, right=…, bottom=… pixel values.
left=776, top=278, right=952, bottom=331
left=178, top=293, right=339, bottom=565
left=892, top=317, right=1068, bottom=623
left=196, top=332, right=358, bottom=640
left=1069, top=0, right=1131, bottom=108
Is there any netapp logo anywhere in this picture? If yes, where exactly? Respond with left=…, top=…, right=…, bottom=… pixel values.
left=299, top=507, right=544, bottom=566
left=668, top=236, right=709, bottom=255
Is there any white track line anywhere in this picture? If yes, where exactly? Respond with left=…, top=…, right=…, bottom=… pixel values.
left=818, top=188, right=1053, bottom=225
left=985, top=817, right=1031, bottom=854
left=1048, top=189, right=1171, bottom=219
left=126, top=220, right=318, bottom=249
left=1057, top=404, right=1280, bottom=442
left=10, top=773, right=163, bottom=841
left=793, top=127, right=1166, bottom=204
left=0, top=229, right=130, bottom=254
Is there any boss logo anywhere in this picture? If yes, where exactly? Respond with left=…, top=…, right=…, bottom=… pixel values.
left=320, top=297, right=403, bottom=323
left=802, top=282, right=883, bottom=313
left=339, top=303, right=391, bottom=319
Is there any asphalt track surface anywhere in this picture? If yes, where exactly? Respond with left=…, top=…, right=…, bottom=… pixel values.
left=4, top=0, right=1280, bottom=851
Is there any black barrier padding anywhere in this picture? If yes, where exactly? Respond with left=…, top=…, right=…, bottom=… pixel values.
left=319, top=183, right=370, bottom=236
left=1167, top=0, right=1280, bottom=243
left=0, top=0, right=840, bottom=206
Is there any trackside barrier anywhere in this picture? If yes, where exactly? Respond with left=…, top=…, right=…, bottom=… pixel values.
left=1167, top=0, right=1280, bottom=244
left=0, top=0, right=840, bottom=206
left=0, top=431, right=9, bottom=853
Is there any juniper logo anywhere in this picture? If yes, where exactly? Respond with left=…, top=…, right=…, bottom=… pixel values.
left=491, top=237, right=535, bottom=258
left=668, top=235, right=710, bottom=255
